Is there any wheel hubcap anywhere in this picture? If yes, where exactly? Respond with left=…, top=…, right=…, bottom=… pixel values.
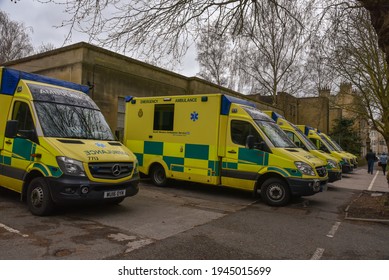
left=268, top=184, right=284, bottom=201
left=155, top=169, right=164, bottom=184
left=31, top=187, right=44, bottom=208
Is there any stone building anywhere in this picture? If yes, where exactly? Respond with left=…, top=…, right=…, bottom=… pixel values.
left=326, top=83, right=370, bottom=156
left=248, top=92, right=330, bottom=133
left=3, top=41, right=371, bottom=156
left=4, top=42, right=277, bottom=140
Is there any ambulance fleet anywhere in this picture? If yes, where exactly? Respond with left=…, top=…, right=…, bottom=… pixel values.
left=0, top=67, right=358, bottom=215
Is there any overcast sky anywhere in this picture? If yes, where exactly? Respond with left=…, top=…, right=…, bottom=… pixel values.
left=0, top=0, right=199, bottom=76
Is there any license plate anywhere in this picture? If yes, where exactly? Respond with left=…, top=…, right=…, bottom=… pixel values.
left=104, top=189, right=126, bottom=198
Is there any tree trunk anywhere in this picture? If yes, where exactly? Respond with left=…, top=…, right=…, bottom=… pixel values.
left=360, top=0, right=389, bottom=66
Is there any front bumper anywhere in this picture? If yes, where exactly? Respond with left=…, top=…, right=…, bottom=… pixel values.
left=47, top=173, right=140, bottom=204
left=287, top=177, right=328, bottom=197
left=328, top=170, right=342, bottom=183
left=341, top=163, right=353, bottom=174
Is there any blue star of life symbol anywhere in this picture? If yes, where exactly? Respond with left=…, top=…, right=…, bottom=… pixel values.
left=95, top=142, right=106, bottom=148
left=190, top=111, right=199, bottom=122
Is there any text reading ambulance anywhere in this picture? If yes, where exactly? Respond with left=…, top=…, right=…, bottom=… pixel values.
left=298, top=125, right=353, bottom=173
left=124, top=94, right=328, bottom=206
left=0, top=67, right=139, bottom=215
left=264, top=111, right=342, bottom=183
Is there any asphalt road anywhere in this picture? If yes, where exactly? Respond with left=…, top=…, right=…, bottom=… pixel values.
left=0, top=166, right=388, bottom=260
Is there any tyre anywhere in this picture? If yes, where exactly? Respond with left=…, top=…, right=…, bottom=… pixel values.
left=150, top=164, right=167, bottom=187
left=27, top=177, right=54, bottom=216
left=260, top=178, right=290, bottom=206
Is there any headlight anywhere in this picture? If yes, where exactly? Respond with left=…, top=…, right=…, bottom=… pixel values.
left=57, top=156, right=86, bottom=176
left=134, top=160, right=139, bottom=174
left=295, top=161, right=315, bottom=176
left=327, top=159, right=338, bottom=169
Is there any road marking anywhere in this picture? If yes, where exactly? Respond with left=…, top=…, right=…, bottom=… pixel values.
left=0, top=223, right=29, bottom=238
left=125, top=239, right=154, bottom=253
left=311, top=248, right=325, bottom=260
left=312, top=222, right=342, bottom=259
left=367, top=170, right=379, bottom=191
left=326, top=221, right=341, bottom=238
left=108, top=233, right=137, bottom=242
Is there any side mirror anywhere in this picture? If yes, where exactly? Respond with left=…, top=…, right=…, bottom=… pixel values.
left=246, top=135, right=255, bottom=149
left=256, top=141, right=268, bottom=152
left=5, top=120, right=18, bottom=138
left=19, top=130, right=36, bottom=141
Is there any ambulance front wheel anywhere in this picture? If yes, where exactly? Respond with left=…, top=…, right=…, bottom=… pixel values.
left=260, top=178, right=290, bottom=206
left=27, top=177, right=54, bottom=216
left=150, top=164, right=167, bottom=187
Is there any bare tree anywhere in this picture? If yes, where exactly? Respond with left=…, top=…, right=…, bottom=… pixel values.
left=328, top=7, right=389, bottom=146
left=195, top=1, right=321, bottom=98
left=29, top=1, right=389, bottom=69
left=0, top=10, right=34, bottom=64
left=195, top=24, right=233, bottom=87
left=35, top=43, right=56, bottom=54
left=235, top=0, right=317, bottom=102
left=34, top=0, right=306, bottom=67
left=304, top=33, right=338, bottom=94
left=359, top=0, right=389, bottom=66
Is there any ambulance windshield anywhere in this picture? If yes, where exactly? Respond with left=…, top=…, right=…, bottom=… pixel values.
left=29, top=83, right=115, bottom=140
left=319, top=136, right=336, bottom=152
left=293, top=125, right=318, bottom=150
left=326, top=136, right=344, bottom=151
left=242, top=106, right=296, bottom=148
left=255, top=120, right=296, bottom=148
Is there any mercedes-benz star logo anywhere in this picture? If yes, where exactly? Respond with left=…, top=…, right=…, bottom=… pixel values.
left=112, top=164, right=122, bottom=177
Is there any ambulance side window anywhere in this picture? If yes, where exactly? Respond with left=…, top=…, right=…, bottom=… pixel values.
left=231, top=120, right=261, bottom=146
left=285, top=131, right=302, bottom=148
left=154, top=104, right=174, bottom=131
left=12, top=101, right=38, bottom=143
left=318, top=141, right=330, bottom=153
left=12, top=101, right=34, bottom=131
left=310, top=138, right=326, bottom=151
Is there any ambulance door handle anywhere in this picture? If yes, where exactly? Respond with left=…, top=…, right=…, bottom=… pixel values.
left=228, top=150, right=237, bottom=154
left=5, top=140, right=12, bottom=145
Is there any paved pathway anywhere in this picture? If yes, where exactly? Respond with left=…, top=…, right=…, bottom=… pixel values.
left=330, top=164, right=389, bottom=193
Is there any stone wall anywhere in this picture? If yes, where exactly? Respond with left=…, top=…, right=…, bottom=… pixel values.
left=5, top=42, right=275, bottom=138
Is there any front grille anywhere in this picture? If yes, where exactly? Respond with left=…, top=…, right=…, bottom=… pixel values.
left=88, top=162, right=134, bottom=179
left=316, top=166, right=327, bottom=177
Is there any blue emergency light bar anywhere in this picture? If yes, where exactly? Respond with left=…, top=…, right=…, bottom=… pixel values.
left=0, top=67, right=89, bottom=96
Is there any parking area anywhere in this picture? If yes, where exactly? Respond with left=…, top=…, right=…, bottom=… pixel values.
left=0, top=165, right=389, bottom=260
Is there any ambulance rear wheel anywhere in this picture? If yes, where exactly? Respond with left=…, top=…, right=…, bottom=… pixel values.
left=27, top=177, right=54, bottom=216
left=150, top=164, right=167, bottom=187
left=260, top=178, right=290, bottom=206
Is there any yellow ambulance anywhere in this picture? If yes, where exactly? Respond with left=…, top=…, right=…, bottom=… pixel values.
left=124, top=94, right=328, bottom=206
left=320, top=133, right=358, bottom=168
left=264, top=111, right=342, bottom=183
left=298, top=125, right=353, bottom=173
left=0, top=67, right=139, bottom=215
